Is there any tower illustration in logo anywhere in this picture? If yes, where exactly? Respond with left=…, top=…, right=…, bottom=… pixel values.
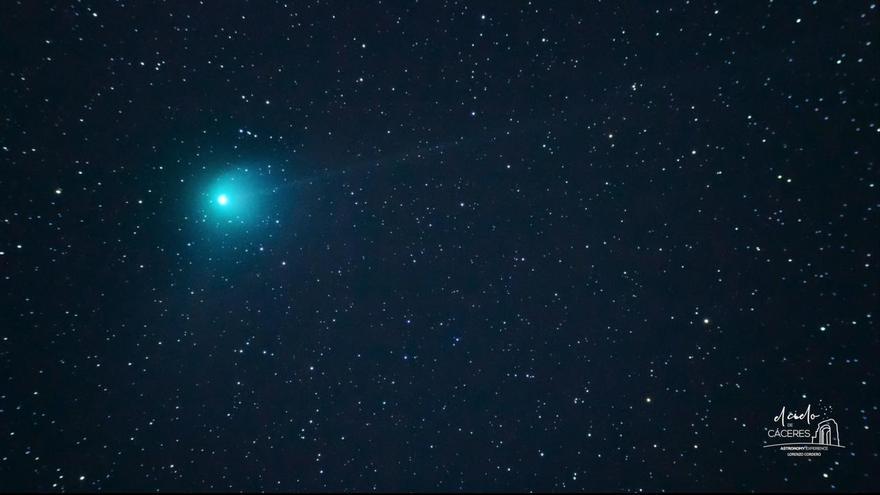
left=811, top=418, right=840, bottom=447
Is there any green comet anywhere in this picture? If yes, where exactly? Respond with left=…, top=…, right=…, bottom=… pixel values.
left=199, top=168, right=265, bottom=228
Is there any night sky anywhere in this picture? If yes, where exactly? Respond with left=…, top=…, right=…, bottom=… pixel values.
left=1, top=1, right=878, bottom=492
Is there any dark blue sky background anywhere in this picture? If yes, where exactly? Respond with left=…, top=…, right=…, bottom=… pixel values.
left=0, top=1, right=877, bottom=491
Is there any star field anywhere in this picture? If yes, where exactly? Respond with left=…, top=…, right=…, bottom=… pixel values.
left=0, top=1, right=878, bottom=492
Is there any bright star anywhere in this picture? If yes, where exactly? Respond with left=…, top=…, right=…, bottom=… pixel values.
left=217, top=194, right=229, bottom=205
